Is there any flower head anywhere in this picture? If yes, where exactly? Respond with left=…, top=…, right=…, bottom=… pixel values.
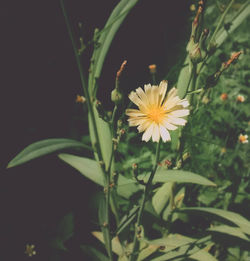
left=236, top=94, right=245, bottom=103
left=220, top=93, right=228, bottom=101
left=25, top=244, right=36, bottom=257
left=238, top=134, right=248, bottom=144
left=126, top=81, right=189, bottom=142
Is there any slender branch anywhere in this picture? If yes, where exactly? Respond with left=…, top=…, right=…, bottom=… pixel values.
left=129, top=141, right=161, bottom=261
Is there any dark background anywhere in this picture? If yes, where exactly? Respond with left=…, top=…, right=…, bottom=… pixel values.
left=1, top=0, right=190, bottom=260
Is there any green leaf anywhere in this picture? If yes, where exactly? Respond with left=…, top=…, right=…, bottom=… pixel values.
left=180, top=207, right=250, bottom=236
left=139, top=169, right=216, bottom=186
left=148, top=235, right=212, bottom=261
left=116, top=175, right=141, bottom=199
left=98, top=196, right=112, bottom=258
left=58, top=153, right=105, bottom=186
left=88, top=106, right=112, bottom=169
left=57, top=212, right=74, bottom=242
left=80, top=245, right=109, bottom=261
left=215, top=2, right=250, bottom=47
left=152, top=182, right=173, bottom=215
left=58, top=153, right=140, bottom=198
left=7, top=138, right=92, bottom=168
left=88, top=0, right=139, bottom=95
left=92, top=231, right=126, bottom=258
left=208, top=225, right=250, bottom=242
left=115, top=206, right=139, bottom=236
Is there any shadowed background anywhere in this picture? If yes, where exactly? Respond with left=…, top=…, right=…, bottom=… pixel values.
left=1, top=0, right=190, bottom=260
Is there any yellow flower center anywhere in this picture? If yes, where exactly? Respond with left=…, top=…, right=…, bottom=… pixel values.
left=239, top=135, right=247, bottom=142
left=147, top=106, right=165, bottom=124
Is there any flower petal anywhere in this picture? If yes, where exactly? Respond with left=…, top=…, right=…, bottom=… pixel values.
left=126, top=109, right=146, bottom=117
left=162, top=119, right=178, bottom=130
left=142, top=124, right=154, bottom=142
left=152, top=124, right=160, bottom=142
left=168, top=117, right=187, bottom=126
left=159, top=125, right=171, bottom=142
left=170, top=109, right=189, bottom=117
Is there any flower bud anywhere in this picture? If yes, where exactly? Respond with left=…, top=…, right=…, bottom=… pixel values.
left=111, top=88, right=123, bottom=105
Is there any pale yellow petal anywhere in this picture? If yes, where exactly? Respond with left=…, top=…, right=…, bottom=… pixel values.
left=152, top=124, right=160, bottom=142
left=170, top=109, right=189, bottom=117
left=178, top=99, right=189, bottom=108
left=168, top=117, right=187, bottom=126
left=159, top=125, right=171, bottom=142
left=126, top=109, right=146, bottom=117
left=142, top=124, right=154, bottom=142
left=128, top=118, right=144, bottom=126
left=128, top=91, right=140, bottom=105
left=136, top=87, right=149, bottom=105
left=137, top=120, right=151, bottom=133
left=159, top=80, right=168, bottom=105
left=162, top=119, right=178, bottom=130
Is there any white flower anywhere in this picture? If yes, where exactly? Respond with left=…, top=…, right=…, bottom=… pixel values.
left=126, top=81, right=189, bottom=142
left=238, top=134, right=248, bottom=144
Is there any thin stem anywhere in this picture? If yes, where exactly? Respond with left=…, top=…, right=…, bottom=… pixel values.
left=60, top=0, right=104, bottom=166
left=107, top=105, right=120, bottom=225
left=208, top=0, right=235, bottom=46
left=129, top=141, right=161, bottom=261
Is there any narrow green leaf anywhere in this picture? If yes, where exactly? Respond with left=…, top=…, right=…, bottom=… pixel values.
left=80, top=245, right=109, bottom=261
left=190, top=247, right=218, bottom=261
left=208, top=225, right=250, bottom=242
left=115, top=206, right=139, bottom=236
left=58, top=153, right=140, bottom=198
left=88, top=0, right=139, bottom=95
left=180, top=207, right=250, bottom=236
left=215, top=2, right=250, bottom=47
left=7, top=138, right=92, bottom=168
left=98, top=196, right=111, bottom=258
left=88, top=106, right=112, bottom=168
left=58, top=153, right=105, bottom=186
left=139, top=169, right=216, bottom=186
left=149, top=235, right=212, bottom=261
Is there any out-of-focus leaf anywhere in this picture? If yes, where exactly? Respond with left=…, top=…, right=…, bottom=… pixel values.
left=139, top=169, right=216, bottom=186
left=80, top=245, right=109, bottom=261
left=180, top=207, right=250, bottom=236
left=215, top=2, right=250, bottom=47
left=7, top=138, right=92, bottom=168
left=208, top=225, right=250, bottom=242
left=58, top=153, right=105, bottom=186
left=116, top=174, right=141, bottom=199
left=49, top=238, right=67, bottom=252
left=57, top=212, right=74, bottom=242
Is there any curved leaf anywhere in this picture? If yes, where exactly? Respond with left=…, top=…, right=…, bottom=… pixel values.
left=180, top=207, right=250, bottom=236
left=7, top=138, right=91, bottom=168
left=58, top=153, right=105, bottom=186
left=208, top=225, right=250, bottom=242
left=139, top=169, right=216, bottom=186
left=58, top=153, right=141, bottom=198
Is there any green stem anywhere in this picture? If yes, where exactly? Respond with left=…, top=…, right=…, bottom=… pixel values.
left=129, top=141, right=161, bottom=261
left=208, top=0, right=235, bottom=46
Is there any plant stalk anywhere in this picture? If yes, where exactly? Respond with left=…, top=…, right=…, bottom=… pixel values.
left=129, top=141, right=161, bottom=261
